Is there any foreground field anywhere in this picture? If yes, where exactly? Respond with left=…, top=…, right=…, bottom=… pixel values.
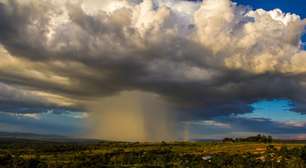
left=0, top=138, right=306, bottom=167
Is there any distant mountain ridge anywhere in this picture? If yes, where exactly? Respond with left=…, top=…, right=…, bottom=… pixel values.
left=0, top=131, right=66, bottom=139
left=0, top=131, right=102, bottom=144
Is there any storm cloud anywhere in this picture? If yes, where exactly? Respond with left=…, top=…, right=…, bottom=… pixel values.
left=0, top=0, right=305, bottom=123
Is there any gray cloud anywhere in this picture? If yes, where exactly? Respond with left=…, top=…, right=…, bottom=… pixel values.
left=0, top=82, right=79, bottom=114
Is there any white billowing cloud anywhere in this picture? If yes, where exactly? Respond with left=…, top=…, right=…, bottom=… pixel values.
left=48, top=0, right=305, bottom=74
left=261, top=9, right=300, bottom=26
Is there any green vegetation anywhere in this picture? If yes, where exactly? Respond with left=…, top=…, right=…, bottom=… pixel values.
left=0, top=137, right=305, bottom=167
left=223, top=134, right=273, bottom=143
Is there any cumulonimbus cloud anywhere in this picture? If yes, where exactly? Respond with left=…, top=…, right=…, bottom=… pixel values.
left=0, top=0, right=305, bottom=119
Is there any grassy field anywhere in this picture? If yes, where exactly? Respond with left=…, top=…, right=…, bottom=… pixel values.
left=0, top=139, right=306, bottom=167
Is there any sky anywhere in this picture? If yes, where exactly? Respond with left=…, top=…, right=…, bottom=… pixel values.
left=0, top=0, right=305, bottom=141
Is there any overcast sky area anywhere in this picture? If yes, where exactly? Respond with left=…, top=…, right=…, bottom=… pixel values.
left=0, top=0, right=305, bottom=141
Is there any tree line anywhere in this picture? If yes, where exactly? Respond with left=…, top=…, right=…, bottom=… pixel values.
left=223, top=134, right=273, bottom=143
